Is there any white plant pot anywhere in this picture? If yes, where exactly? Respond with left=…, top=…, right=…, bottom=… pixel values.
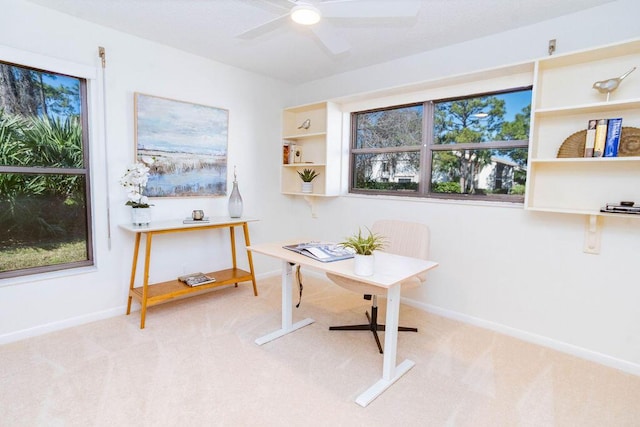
left=354, top=253, right=374, bottom=276
left=131, top=207, right=151, bottom=226
left=301, top=182, right=313, bottom=193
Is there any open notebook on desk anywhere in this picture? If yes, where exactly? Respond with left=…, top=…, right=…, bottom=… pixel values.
left=283, top=242, right=355, bottom=262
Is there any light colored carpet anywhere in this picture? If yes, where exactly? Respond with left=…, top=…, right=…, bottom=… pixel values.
left=1, top=274, right=639, bottom=426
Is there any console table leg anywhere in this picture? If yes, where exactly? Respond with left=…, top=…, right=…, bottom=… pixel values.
left=229, top=226, right=239, bottom=287
left=126, top=296, right=133, bottom=315
left=140, top=307, right=147, bottom=329
left=126, top=232, right=141, bottom=315
left=243, top=222, right=258, bottom=296
left=140, top=232, right=153, bottom=329
left=229, top=227, right=237, bottom=269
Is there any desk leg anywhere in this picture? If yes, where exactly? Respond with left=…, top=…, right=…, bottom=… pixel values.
left=355, top=283, right=415, bottom=407
left=126, top=232, right=141, bottom=315
left=254, top=260, right=314, bottom=345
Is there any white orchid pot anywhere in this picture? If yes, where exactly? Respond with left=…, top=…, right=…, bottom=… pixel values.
left=301, top=182, right=313, bottom=193
left=131, top=207, right=151, bottom=226
left=354, top=253, right=374, bottom=276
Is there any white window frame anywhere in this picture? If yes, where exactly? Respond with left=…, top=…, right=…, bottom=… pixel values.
left=0, top=45, right=101, bottom=280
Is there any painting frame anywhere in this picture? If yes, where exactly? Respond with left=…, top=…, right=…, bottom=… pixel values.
left=134, top=92, right=229, bottom=198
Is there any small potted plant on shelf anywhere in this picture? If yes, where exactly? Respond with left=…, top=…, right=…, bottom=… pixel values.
left=340, top=227, right=386, bottom=276
left=297, top=168, right=320, bottom=193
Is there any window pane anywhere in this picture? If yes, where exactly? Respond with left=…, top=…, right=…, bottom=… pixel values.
left=0, top=173, right=89, bottom=273
left=354, top=104, right=423, bottom=149
left=349, top=87, right=530, bottom=202
left=0, top=59, right=90, bottom=277
left=352, top=151, right=420, bottom=192
left=430, top=148, right=528, bottom=196
left=434, top=89, right=531, bottom=145
left=0, top=63, right=83, bottom=167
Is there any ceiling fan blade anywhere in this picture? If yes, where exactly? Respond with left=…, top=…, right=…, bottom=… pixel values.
left=236, top=13, right=290, bottom=39
left=318, top=0, right=421, bottom=18
left=256, top=0, right=296, bottom=10
left=310, top=21, right=350, bottom=55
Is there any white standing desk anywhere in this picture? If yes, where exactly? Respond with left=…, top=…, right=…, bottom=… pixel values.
left=247, top=241, right=439, bottom=407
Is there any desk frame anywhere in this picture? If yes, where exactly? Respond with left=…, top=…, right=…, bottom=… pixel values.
left=121, top=218, right=258, bottom=329
left=248, top=242, right=438, bottom=407
left=253, top=260, right=315, bottom=345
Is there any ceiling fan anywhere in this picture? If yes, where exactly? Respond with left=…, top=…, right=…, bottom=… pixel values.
left=236, top=0, right=421, bottom=55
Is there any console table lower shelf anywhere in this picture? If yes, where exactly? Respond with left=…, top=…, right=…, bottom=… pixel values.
left=128, top=267, right=254, bottom=308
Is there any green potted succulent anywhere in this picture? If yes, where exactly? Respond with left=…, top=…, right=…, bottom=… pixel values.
left=297, top=168, right=320, bottom=193
left=340, top=227, right=386, bottom=276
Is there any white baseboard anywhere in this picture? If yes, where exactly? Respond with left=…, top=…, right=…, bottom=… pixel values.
left=0, top=307, right=124, bottom=345
left=0, top=276, right=270, bottom=346
left=402, top=297, right=640, bottom=377
left=0, top=278, right=271, bottom=346
left=272, top=269, right=640, bottom=376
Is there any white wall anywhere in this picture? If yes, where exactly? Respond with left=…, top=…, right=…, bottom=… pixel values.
left=287, top=0, right=640, bottom=374
left=0, top=0, right=292, bottom=341
left=1, top=0, right=639, bottom=376
left=293, top=0, right=640, bottom=104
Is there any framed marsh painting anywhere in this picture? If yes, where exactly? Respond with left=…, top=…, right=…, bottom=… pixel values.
left=134, top=93, right=228, bottom=197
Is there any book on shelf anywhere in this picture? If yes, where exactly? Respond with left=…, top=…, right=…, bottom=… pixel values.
left=583, top=119, right=597, bottom=157
left=604, top=118, right=623, bottom=157
left=283, top=143, right=290, bottom=164
left=178, top=272, right=216, bottom=287
left=288, top=143, right=297, bottom=164
left=283, top=242, right=355, bottom=263
left=592, top=118, right=608, bottom=157
left=183, top=217, right=210, bottom=224
left=292, top=145, right=303, bottom=163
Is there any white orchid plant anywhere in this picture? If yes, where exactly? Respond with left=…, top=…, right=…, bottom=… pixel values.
left=120, top=157, right=154, bottom=208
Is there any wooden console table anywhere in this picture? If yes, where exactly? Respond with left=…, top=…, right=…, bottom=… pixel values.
left=120, top=217, right=258, bottom=328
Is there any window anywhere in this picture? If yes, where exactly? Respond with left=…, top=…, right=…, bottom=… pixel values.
left=350, top=88, right=531, bottom=202
left=0, top=60, right=92, bottom=278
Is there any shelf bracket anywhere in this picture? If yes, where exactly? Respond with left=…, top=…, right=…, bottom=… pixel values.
left=583, top=214, right=602, bottom=255
left=303, top=195, right=317, bottom=218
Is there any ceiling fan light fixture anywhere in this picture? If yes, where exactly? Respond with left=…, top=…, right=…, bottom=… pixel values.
left=291, top=4, right=321, bottom=26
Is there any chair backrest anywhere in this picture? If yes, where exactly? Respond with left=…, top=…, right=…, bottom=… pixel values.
left=372, top=220, right=430, bottom=281
left=326, top=220, right=431, bottom=295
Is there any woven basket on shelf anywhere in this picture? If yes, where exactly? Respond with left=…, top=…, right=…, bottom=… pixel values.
left=557, top=130, right=586, bottom=158
left=618, top=127, right=640, bottom=156
left=557, top=126, right=640, bottom=158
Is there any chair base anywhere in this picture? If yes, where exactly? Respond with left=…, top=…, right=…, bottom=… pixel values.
left=329, top=304, right=417, bottom=354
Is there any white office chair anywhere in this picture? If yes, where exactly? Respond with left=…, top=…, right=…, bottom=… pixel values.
left=326, top=219, right=430, bottom=353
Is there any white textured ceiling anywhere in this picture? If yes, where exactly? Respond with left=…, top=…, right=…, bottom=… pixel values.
left=25, top=0, right=615, bottom=84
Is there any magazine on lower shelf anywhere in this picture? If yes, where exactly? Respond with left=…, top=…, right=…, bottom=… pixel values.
left=178, top=272, right=216, bottom=287
left=283, top=242, right=355, bottom=262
